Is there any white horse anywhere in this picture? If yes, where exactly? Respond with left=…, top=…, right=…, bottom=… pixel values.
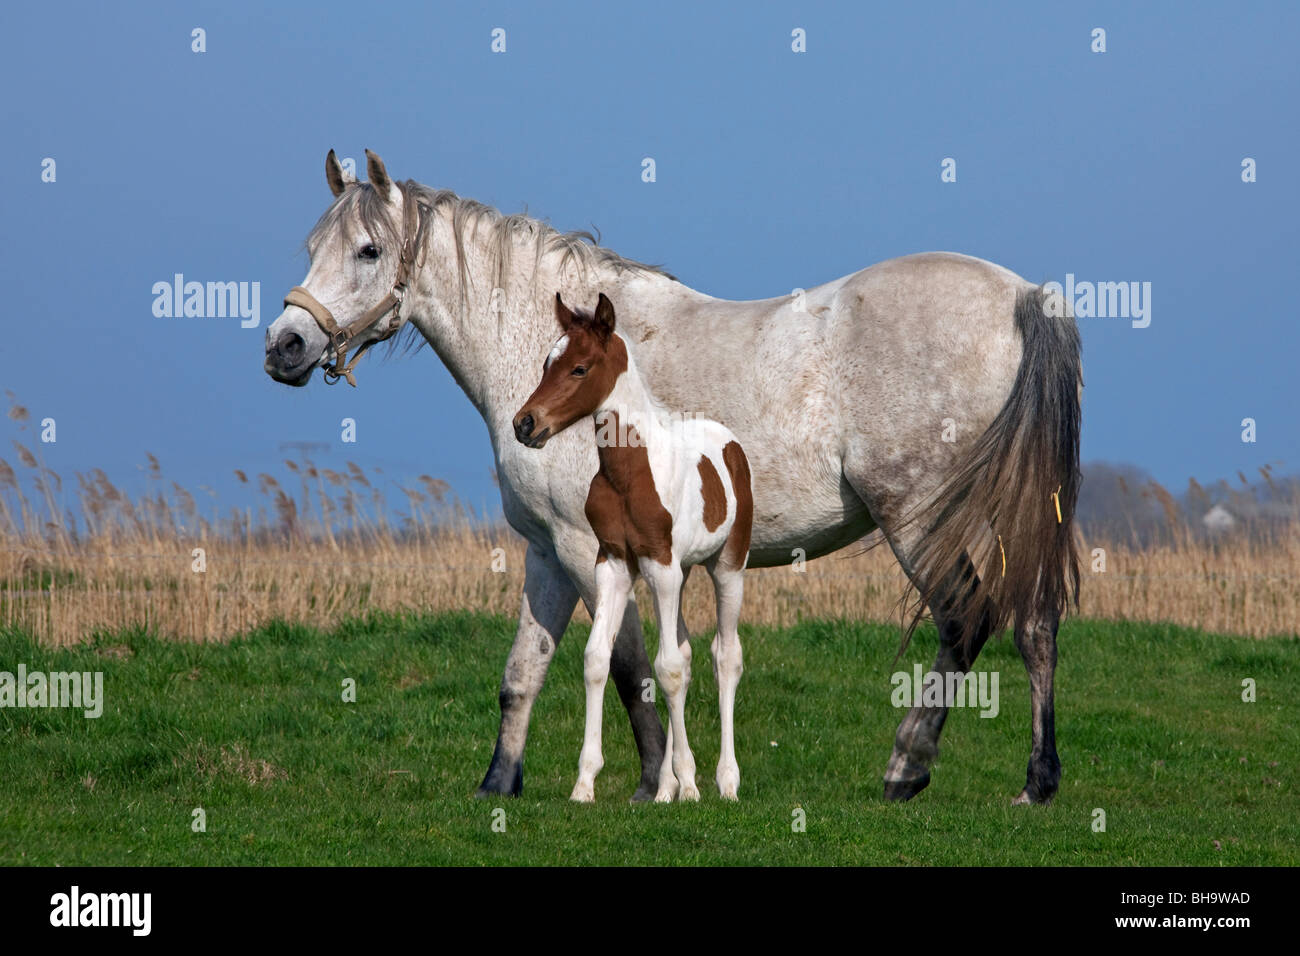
left=512, top=291, right=752, bottom=803
left=265, top=150, right=1083, bottom=805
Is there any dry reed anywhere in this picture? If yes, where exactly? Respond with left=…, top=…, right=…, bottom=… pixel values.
left=1, top=399, right=1296, bottom=645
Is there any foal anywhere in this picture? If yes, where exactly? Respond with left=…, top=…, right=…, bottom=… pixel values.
left=513, top=293, right=753, bottom=802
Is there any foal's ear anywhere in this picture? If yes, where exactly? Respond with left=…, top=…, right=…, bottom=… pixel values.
left=365, top=149, right=393, bottom=197
left=592, top=293, right=617, bottom=339
left=554, top=292, right=576, bottom=330
left=325, top=149, right=355, bottom=197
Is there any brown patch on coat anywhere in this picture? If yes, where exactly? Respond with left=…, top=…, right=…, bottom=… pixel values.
left=697, top=456, right=726, bottom=532
left=584, top=411, right=674, bottom=568
left=719, top=441, right=753, bottom=571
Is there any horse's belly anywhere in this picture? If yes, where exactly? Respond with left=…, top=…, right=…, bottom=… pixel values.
left=745, top=470, right=875, bottom=567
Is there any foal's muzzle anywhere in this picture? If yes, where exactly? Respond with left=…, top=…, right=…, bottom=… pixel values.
left=512, top=411, right=551, bottom=448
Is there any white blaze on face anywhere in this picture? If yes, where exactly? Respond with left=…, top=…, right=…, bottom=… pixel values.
left=544, top=334, right=570, bottom=370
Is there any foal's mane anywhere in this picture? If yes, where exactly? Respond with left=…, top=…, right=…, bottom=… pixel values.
left=306, top=180, right=675, bottom=352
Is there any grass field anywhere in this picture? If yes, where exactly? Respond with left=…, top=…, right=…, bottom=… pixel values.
left=1, top=611, right=1294, bottom=866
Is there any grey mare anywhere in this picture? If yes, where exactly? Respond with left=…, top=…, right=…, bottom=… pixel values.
left=264, top=151, right=1082, bottom=805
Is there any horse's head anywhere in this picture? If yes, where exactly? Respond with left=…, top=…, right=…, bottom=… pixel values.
left=513, top=293, right=627, bottom=449
left=265, top=149, right=420, bottom=387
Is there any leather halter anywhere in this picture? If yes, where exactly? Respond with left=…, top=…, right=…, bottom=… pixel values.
left=283, top=183, right=426, bottom=387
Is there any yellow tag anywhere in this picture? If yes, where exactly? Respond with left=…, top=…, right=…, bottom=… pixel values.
left=997, top=534, right=1006, bottom=578
left=1052, top=486, right=1062, bottom=525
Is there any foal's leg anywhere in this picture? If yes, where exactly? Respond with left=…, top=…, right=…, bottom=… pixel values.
left=572, top=556, right=634, bottom=803
left=606, top=599, right=668, bottom=802
left=656, top=577, right=693, bottom=801
left=883, top=553, right=994, bottom=801
left=1011, top=612, right=1061, bottom=805
left=708, top=561, right=745, bottom=800
left=562, top=534, right=666, bottom=803
left=645, top=562, right=699, bottom=802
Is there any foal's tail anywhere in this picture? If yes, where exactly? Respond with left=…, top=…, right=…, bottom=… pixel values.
left=902, top=285, right=1082, bottom=652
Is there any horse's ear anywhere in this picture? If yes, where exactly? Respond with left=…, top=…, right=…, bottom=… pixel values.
left=555, top=292, right=576, bottom=330
left=365, top=149, right=393, bottom=197
left=325, top=149, right=354, bottom=197
left=593, top=293, right=617, bottom=339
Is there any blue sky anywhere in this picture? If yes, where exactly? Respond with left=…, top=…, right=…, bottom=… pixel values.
left=2, top=1, right=1297, bottom=525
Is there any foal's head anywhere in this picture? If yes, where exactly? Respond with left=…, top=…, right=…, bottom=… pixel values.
left=513, top=293, right=627, bottom=449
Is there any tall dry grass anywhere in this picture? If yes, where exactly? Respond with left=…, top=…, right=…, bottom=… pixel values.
left=2, top=401, right=1297, bottom=645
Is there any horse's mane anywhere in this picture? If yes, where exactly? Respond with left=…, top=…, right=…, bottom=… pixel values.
left=305, top=180, right=675, bottom=353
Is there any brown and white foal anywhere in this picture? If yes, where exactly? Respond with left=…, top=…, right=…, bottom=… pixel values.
left=513, top=293, right=753, bottom=802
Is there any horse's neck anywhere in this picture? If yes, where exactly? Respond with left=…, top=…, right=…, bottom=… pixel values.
left=406, top=219, right=677, bottom=438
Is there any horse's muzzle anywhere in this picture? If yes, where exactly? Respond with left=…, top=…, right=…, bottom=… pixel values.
left=265, top=329, right=316, bottom=387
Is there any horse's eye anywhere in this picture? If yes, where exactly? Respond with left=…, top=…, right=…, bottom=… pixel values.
left=357, top=243, right=380, bottom=260
left=571, top=366, right=587, bottom=377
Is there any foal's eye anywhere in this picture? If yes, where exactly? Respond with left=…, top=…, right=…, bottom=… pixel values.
left=571, top=366, right=587, bottom=377
left=357, top=243, right=380, bottom=260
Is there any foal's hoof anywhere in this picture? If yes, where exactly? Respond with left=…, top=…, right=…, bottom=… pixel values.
left=717, top=769, right=740, bottom=801
left=570, top=781, right=595, bottom=803
left=1012, top=788, right=1053, bottom=806
left=678, top=783, right=701, bottom=802
left=883, top=772, right=930, bottom=802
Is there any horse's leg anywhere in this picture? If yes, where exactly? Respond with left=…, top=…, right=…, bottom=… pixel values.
left=708, top=562, right=745, bottom=800
left=883, top=552, right=994, bottom=801
left=1011, top=613, right=1061, bottom=805
left=645, top=562, right=698, bottom=802
left=572, top=556, right=634, bottom=802
left=476, top=543, right=579, bottom=798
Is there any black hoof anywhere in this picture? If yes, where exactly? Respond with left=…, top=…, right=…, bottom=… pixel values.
left=629, top=783, right=658, bottom=804
left=476, top=760, right=523, bottom=798
left=883, top=772, right=931, bottom=801
left=1016, top=755, right=1061, bottom=805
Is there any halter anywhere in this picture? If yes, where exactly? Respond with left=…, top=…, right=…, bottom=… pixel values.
left=283, top=183, right=427, bottom=387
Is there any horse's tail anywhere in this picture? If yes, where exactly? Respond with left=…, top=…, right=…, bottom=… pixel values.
left=901, top=284, right=1082, bottom=653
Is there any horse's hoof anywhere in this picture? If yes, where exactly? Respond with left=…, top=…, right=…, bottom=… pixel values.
left=474, top=784, right=519, bottom=799
left=475, top=762, right=523, bottom=798
left=883, top=772, right=930, bottom=802
left=1012, top=788, right=1052, bottom=806
left=679, top=783, right=701, bottom=802
left=570, top=783, right=595, bottom=803
left=629, top=784, right=657, bottom=804
left=653, top=787, right=677, bottom=803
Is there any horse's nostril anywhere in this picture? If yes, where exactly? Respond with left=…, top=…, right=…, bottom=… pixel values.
left=276, top=332, right=305, bottom=365
left=518, top=414, right=534, bottom=438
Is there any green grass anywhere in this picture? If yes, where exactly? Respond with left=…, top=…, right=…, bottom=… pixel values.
left=0, top=612, right=1295, bottom=865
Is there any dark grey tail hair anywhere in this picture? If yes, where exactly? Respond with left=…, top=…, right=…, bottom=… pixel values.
left=901, top=285, right=1082, bottom=653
